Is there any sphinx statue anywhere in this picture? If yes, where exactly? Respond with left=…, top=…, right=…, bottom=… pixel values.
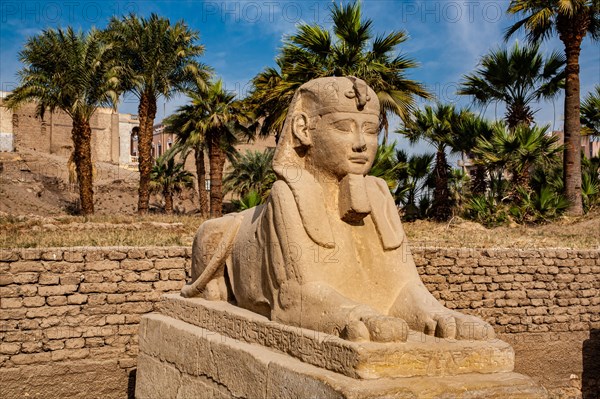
left=181, top=76, right=494, bottom=343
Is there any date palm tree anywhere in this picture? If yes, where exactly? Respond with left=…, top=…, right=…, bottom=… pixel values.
left=163, top=92, right=209, bottom=217
left=103, top=13, right=209, bottom=214
left=399, top=104, right=463, bottom=221
left=369, top=142, right=404, bottom=190
left=505, top=0, right=600, bottom=215
left=149, top=155, right=194, bottom=214
left=249, top=1, right=430, bottom=141
left=6, top=27, right=120, bottom=215
left=459, top=42, right=565, bottom=129
left=189, top=79, right=252, bottom=217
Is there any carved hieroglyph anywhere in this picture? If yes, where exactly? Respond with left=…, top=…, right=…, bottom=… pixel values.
left=181, top=76, right=495, bottom=343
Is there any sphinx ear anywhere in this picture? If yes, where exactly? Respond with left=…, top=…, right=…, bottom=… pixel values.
left=291, top=112, right=312, bottom=147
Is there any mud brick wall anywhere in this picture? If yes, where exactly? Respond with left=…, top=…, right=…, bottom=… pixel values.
left=0, top=246, right=599, bottom=398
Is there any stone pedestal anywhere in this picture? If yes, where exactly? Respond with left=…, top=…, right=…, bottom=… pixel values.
left=135, top=295, right=548, bottom=398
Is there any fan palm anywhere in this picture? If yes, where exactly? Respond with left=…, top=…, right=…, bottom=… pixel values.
left=399, top=104, right=463, bottom=221
left=103, top=13, right=209, bottom=214
left=149, top=155, right=194, bottom=214
left=473, top=123, right=562, bottom=197
left=394, top=149, right=435, bottom=220
left=223, top=149, right=276, bottom=201
left=458, top=42, right=565, bottom=129
left=455, top=113, right=495, bottom=195
left=5, top=27, right=120, bottom=215
left=505, top=0, right=600, bottom=215
left=249, top=1, right=430, bottom=141
left=581, top=85, right=600, bottom=137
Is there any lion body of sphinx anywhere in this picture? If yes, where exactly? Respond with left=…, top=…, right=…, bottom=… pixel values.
left=185, top=174, right=493, bottom=342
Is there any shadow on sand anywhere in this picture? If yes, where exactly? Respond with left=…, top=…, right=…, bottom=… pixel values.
left=128, top=368, right=137, bottom=399
left=583, top=329, right=599, bottom=399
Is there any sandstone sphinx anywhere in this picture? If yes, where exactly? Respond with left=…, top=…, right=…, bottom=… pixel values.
left=181, top=76, right=493, bottom=343
left=136, top=77, right=547, bottom=398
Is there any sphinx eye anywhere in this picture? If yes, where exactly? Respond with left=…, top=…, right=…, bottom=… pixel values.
left=363, top=123, right=378, bottom=135
left=331, top=119, right=354, bottom=132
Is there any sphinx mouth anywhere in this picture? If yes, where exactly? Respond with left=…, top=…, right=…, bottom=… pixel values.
left=349, top=156, right=369, bottom=164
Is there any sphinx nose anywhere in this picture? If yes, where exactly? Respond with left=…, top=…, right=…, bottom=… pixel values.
left=352, top=132, right=367, bottom=152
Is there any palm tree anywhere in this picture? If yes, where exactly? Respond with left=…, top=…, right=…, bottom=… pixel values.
left=223, top=149, right=276, bottom=200
left=103, top=13, right=209, bottom=214
left=505, top=0, right=600, bottom=215
left=369, top=142, right=404, bottom=190
left=394, top=149, right=435, bottom=220
left=473, top=123, right=562, bottom=196
left=581, top=85, right=600, bottom=137
left=399, top=104, right=463, bottom=221
left=249, top=1, right=430, bottom=140
left=6, top=27, right=120, bottom=215
left=458, top=42, right=565, bottom=129
left=149, top=155, right=194, bottom=214
left=163, top=92, right=209, bottom=217
left=192, top=80, right=252, bottom=217
left=455, top=114, right=495, bottom=195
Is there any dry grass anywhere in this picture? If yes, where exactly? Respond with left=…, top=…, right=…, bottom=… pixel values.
left=1, top=211, right=598, bottom=249
left=0, top=214, right=203, bottom=249
left=404, top=213, right=600, bottom=250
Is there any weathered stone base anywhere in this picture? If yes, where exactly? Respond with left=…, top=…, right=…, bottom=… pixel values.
left=157, top=295, right=516, bottom=379
left=136, top=297, right=549, bottom=398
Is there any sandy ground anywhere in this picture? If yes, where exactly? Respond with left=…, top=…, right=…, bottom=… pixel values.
left=0, top=150, right=198, bottom=216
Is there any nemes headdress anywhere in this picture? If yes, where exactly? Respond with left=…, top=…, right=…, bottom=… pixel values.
left=272, top=77, right=403, bottom=250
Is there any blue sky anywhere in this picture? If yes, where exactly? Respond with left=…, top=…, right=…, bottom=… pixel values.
left=1, top=0, right=598, bottom=155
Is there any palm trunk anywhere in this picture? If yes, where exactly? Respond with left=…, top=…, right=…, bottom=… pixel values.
left=432, top=148, right=451, bottom=221
left=137, top=91, right=157, bottom=214
left=163, top=188, right=174, bottom=214
left=71, top=117, right=94, bottom=215
left=561, top=41, right=584, bottom=215
left=195, top=147, right=209, bottom=217
left=557, top=13, right=587, bottom=216
left=208, top=132, right=225, bottom=218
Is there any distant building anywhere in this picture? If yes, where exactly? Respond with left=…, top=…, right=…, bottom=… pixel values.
left=0, top=91, right=139, bottom=166
left=552, top=130, right=600, bottom=159
left=151, top=123, right=175, bottom=159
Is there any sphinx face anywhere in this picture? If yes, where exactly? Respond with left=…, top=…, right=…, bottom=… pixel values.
left=309, top=112, right=379, bottom=180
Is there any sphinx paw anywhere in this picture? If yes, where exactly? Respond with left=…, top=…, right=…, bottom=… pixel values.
left=421, top=311, right=495, bottom=340
left=362, top=315, right=409, bottom=342
left=453, top=313, right=495, bottom=340
left=341, top=320, right=370, bottom=342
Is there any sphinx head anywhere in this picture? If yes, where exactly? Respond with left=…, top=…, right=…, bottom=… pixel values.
left=273, top=77, right=380, bottom=182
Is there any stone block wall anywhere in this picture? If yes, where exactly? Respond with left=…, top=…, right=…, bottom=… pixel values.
left=0, top=246, right=598, bottom=398
left=0, top=247, right=191, bottom=398
left=412, top=247, right=600, bottom=334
